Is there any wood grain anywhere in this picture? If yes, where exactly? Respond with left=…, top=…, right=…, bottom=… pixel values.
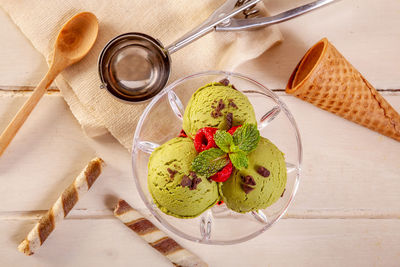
left=1, top=85, right=399, bottom=93
left=0, top=71, right=58, bottom=157
left=2, top=219, right=399, bottom=267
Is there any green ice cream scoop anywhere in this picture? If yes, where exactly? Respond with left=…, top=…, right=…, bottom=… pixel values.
left=219, top=137, right=287, bottom=213
left=148, top=137, right=219, bottom=218
left=183, top=82, right=257, bottom=138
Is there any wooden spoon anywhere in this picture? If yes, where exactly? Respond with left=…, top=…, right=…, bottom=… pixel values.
left=0, top=12, right=98, bottom=157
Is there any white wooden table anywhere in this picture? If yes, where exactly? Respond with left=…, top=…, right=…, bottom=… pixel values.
left=0, top=1, right=399, bottom=266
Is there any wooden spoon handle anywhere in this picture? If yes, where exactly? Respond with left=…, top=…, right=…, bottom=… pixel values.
left=0, top=67, right=59, bottom=157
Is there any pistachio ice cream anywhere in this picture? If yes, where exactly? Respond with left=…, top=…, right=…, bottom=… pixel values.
left=219, top=137, right=287, bottom=213
left=148, top=137, right=219, bottom=218
left=183, top=82, right=257, bottom=138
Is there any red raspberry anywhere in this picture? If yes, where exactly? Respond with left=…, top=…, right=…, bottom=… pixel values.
left=194, top=127, right=218, bottom=152
left=178, top=129, right=187, bottom=138
left=227, top=125, right=241, bottom=135
left=210, top=161, right=233, bottom=182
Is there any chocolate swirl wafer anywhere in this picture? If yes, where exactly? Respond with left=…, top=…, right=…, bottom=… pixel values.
left=114, top=199, right=207, bottom=267
left=18, top=157, right=104, bottom=255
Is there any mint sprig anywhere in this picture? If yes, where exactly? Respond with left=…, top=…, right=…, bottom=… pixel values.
left=192, top=123, right=260, bottom=176
left=229, top=151, right=248, bottom=170
left=214, top=130, right=233, bottom=153
left=192, top=148, right=229, bottom=177
left=232, top=123, right=260, bottom=153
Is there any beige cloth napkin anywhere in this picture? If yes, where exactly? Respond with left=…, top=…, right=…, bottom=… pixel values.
left=0, top=0, right=282, bottom=150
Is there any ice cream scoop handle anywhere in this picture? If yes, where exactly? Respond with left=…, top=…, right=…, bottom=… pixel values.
left=165, top=0, right=260, bottom=54
left=216, top=0, right=340, bottom=31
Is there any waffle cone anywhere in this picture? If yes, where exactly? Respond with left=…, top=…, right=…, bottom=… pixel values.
left=286, top=38, right=400, bottom=141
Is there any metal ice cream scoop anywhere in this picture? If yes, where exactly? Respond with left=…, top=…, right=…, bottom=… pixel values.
left=98, top=0, right=339, bottom=103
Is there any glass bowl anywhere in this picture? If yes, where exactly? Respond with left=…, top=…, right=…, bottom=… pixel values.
left=132, top=70, right=302, bottom=244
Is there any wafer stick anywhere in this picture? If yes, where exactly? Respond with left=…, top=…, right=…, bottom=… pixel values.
left=18, top=157, right=104, bottom=255
left=114, top=199, right=207, bottom=267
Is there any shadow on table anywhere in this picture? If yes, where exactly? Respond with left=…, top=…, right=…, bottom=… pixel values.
left=236, top=27, right=310, bottom=90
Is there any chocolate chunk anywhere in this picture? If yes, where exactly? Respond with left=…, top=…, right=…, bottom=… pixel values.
left=180, top=175, right=192, bottom=187
left=281, top=188, right=286, bottom=198
left=217, top=99, right=225, bottom=111
left=241, top=175, right=256, bottom=186
left=190, top=177, right=202, bottom=190
left=211, top=99, right=225, bottom=118
left=211, top=111, right=222, bottom=118
left=226, top=112, right=233, bottom=129
left=257, top=166, right=270, bottom=177
left=167, top=168, right=178, bottom=179
left=242, top=184, right=254, bottom=194
left=228, top=99, right=238, bottom=109
left=219, top=78, right=230, bottom=86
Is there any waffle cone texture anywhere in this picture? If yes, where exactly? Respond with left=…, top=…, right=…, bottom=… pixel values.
left=286, top=38, right=400, bottom=142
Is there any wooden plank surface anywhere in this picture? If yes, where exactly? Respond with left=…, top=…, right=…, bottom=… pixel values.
left=1, top=219, right=399, bottom=267
left=0, top=0, right=400, bottom=266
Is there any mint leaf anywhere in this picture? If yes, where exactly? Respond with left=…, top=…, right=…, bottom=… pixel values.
left=230, top=144, right=241, bottom=153
left=229, top=151, right=248, bottom=170
left=232, top=123, right=260, bottom=153
left=214, top=130, right=233, bottom=153
left=192, top=148, right=229, bottom=177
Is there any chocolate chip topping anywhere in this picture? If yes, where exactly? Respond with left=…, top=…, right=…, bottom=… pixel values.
left=181, top=173, right=202, bottom=190
left=226, top=112, right=233, bottom=129
left=228, top=99, right=238, bottom=109
left=167, top=168, right=178, bottom=179
left=257, top=166, right=270, bottom=177
left=242, top=184, right=254, bottom=194
left=241, top=175, right=256, bottom=186
left=219, top=78, right=230, bottom=86
left=281, top=188, right=286, bottom=198
left=240, top=175, right=256, bottom=194
left=211, top=99, right=225, bottom=118
left=180, top=175, right=192, bottom=187
left=190, top=177, right=202, bottom=190
left=218, top=99, right=225, bottom=110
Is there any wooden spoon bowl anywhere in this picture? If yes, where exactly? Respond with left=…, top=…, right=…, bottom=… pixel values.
left=55, top=12, right=98, bottom=66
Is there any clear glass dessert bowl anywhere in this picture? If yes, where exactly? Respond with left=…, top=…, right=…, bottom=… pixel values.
left=132, top=70, right=302, bottom=244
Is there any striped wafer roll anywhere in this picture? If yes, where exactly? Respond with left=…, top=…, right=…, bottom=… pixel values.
left=114, top=199, right=207, bottom=267
left=18, top=157, right=104, bottom=255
